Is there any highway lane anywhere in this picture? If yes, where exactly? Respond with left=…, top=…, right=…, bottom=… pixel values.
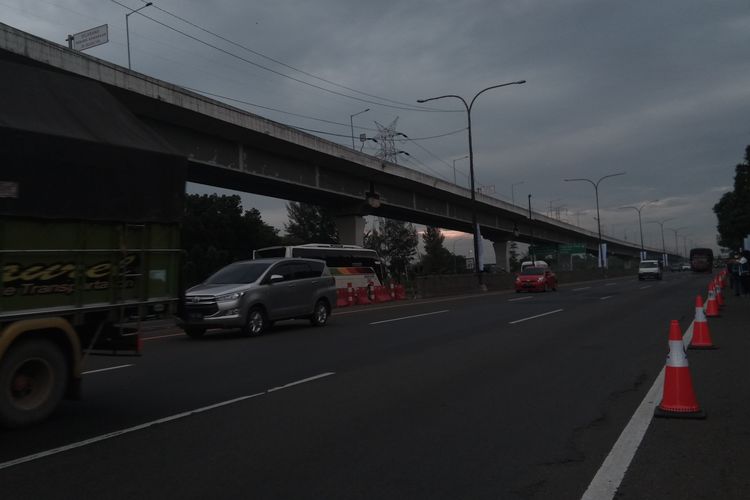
left=0, top=272, right=711, bottom=499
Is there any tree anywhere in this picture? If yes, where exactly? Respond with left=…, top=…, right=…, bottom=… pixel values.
left=182, top=194, right=281, bottom=285
left=508, top=241, right=520, bottom=271
left=420, top=226, right=453, bottom=274
left=364, top=218, right=418, bottom=280
left=284, top=202, right=339, bottom=244
left=714, top=145, right=750, bottom=250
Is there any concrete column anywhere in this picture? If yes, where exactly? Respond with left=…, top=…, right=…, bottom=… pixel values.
left=334, top=215, right=366, bottom=246
left=493, top=240, right=510, bottom=272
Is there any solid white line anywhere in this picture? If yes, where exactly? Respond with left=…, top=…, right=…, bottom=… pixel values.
left=508, top=309, right=564, bottom=325
left=0, top=371, right=337, bottom=472
left=267, top=372, right=335, bottom=393
left=369, top=310, right=449, bottom=325
left=82, top=364, right=133, bottom=375
left=600, top=296, right=613, bottom=301
left=580, top=322, right=695, bottom=500
left=508, top=296, right=534, bottom=302
left=605, top=283, right=618, bottom=286
left=142, top=333, right=184, bottom=341
left=572, top=287, right=591, bottom=292
left=639, top=286, right=652, bottom=290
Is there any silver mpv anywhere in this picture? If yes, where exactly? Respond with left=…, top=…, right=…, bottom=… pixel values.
left=180, top=258, right=337, bottom=338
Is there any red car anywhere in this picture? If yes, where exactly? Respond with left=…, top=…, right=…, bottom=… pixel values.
left=515, top=267, right=558, bottom=292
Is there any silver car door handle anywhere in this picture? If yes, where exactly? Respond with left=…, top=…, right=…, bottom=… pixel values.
left=287, top=284, right=296, bottom=288
left=311, top=280, right=318, bottom=284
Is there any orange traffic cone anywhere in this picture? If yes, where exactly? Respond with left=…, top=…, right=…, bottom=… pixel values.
left=655, top=320, right=706, bottom=419
left=689, top=295, right=716, bottom=350
left=715, top=278, right=725, bottom=308
left=705, top=284, right=720, bottom=318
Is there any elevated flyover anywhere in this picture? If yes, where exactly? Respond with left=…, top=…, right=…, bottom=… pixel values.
left=0, top=23, right=671, bottom=267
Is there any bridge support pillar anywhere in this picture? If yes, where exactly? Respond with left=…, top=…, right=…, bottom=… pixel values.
left=493, top=240, right=510, bottom=273
left=334, top=215, right=366, bottom=246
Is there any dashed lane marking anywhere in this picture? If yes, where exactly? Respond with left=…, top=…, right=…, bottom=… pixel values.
left=508, top=296, right=534, bottom=302
left=572, top=287, right=591, bottom=292
left=600, top=296, right=613, bottom=300
left=0, top=372, right=335, bottom=471
left=82, top=364, right=133, bottom=375
left=508, top=309, right=564, bottom=325
left=369, top=310, right=450, bottom=325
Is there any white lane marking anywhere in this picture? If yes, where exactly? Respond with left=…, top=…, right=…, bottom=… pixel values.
left=508, top=296, right=534, bottom=302
left=82, top=364, right=133, bottom=375
left=267, top=372, right=335, bottom=392
left=572, top=287, right=591, bottom=292
left=639, top=285, right=652, bottom=290
left=605, top=283, right=618, bottom=286
left=508, top=309, right=564, bottom=325
left=581, top=322, right=694, bottom=500
left=600, top=296, right=613, bottom=301
left=369, top=310, right=449, bottom=325
left=334, top=290, right=509, bottom=315
left=0, top=371, right=335, bottom=471
left=142, top=333, right=184, bottom=341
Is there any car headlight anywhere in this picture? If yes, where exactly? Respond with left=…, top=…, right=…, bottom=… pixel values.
left=215, top=292, right=243, bottom=302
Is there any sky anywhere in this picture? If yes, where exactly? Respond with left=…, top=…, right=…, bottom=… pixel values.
left=4, top=0, right=749, bottom=258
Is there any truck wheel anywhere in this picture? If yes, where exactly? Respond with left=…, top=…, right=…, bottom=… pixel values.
left=184, top=327, right=206, bottom=339
left=244, top=307, right=266, bottom=337
left=0, top=339, right=68, bottom=428
left=310, top=300, right=330, bottom=327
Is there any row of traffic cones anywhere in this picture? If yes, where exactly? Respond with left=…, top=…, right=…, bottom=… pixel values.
left=655, top=272, right=728, bottom=419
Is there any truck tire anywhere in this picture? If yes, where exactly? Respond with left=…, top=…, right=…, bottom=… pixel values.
left=0, top=339, right=68, bottom=428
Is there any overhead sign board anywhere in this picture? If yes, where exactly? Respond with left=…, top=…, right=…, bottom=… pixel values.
left=70, top=24, right=108, bottom=51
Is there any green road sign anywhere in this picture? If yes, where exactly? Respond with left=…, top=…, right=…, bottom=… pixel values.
left=559, top=244, right=586, bottom=254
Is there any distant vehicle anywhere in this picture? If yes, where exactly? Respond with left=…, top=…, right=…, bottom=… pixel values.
left=180, top=258, right=337, bottom=338
left=681, top=264, right=691, bottom=271
left=254, top=244, right=385, bottom=288
left=515, top=267, right=557, bottom=292
left=669, top=262, right=682, bottom=272
left=689, top=248, right=714, bottom=273
left=638, top=260, right=662, bottom=280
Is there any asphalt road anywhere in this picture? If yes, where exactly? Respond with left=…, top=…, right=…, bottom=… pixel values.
left=0, top=272, right=713, bottom=499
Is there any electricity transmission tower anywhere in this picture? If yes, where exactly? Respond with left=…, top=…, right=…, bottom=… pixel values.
left=374, top=117, right=407, bottom=163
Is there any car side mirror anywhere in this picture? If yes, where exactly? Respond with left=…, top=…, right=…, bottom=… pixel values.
left=269, top=274, right=284, bottom=284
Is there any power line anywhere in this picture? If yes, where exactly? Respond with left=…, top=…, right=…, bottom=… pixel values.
left=111, top=0, right=455, bottom=113
left=144, top=1, right=460, bottom=113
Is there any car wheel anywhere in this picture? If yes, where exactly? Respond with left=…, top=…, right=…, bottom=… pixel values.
left=310, top=299, right=329, bottom=327
left=244, top=307, right=266, bottom=337
left=543, top=283, right=549, bottom=292
left=184, top=327, right=206, bottom=339
left=552, top=283, right=557, bottom=291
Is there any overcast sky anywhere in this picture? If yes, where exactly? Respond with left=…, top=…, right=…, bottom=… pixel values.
left=5, top=0, right=749, bottom=256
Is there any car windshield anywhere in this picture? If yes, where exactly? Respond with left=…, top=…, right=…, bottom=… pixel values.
left=204, top=262, right=271, bottom=284
left=639, top=262, right=658, bottom=269
left=521, top=268, right=545, bottom=275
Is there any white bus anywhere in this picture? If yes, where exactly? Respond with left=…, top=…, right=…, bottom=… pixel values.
left=253, top=244, right=386, bottom=288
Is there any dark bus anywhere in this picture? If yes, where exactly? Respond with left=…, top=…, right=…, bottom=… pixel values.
left=689, top=248, right=714, bottom=272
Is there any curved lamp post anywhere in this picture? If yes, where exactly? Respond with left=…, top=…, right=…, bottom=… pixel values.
left=126, top=2, right=153, bottom=70
left=452, top=155, right=469, bottom=185
left=564, top=172, right=626, bottom=269
left=417, top=80, right=526, bottom=288
left=646, top=218, right=675, bottom=267
left=666, top=225, right=688, bottom=258
left=619, top=200, right=658, bottom=260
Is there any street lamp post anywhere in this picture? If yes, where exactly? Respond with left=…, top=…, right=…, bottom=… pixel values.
left=126, top=2, right=153, bottom=70
left=619, top=200, right=658, bottom=260
left=564, top=172, right=626, bottom=269
left=511, top=181, right=524, bottom=206
left=417, top=80, right=526, bottom=289
left=665, top=226, right=688, bottom=258
left=528, top=194, right=535, bottom=263
left=646, top=218, right=675, bottom=267
left=350, top=108, right=370, bottom=149
left=452, top=155, right=469, bottom=185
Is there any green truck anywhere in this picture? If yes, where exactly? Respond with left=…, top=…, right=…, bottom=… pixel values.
left=0, top=57, right=186, bottom=427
